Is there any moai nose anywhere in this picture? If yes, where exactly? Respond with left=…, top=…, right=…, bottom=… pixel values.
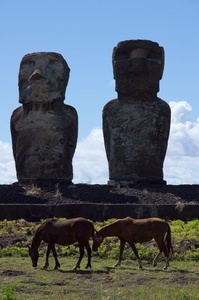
left=29, top=69, right=45, bottom=81
left=128, top=58, right=148, bottom=74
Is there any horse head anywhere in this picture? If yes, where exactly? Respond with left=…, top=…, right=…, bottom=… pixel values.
left=28, top=246, right=39, bottom=267
left=92, top=230, right=104, bottom=251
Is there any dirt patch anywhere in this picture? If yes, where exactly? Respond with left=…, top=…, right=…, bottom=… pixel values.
left=170, top=275, right=199, bottom=284
left=1, top=270, right=26, bottom=276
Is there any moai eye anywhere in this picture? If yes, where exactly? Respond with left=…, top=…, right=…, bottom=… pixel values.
left=146, top=51, right=160, bottom=60
left=22, top=60, right=35, bottom=68
left=47, top=59, right=63, bottom=72
left=114, top=50, right=130, bottom=61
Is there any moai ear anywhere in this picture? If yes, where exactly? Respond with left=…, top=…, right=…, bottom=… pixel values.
left=159, top=46, right=165, bottom=80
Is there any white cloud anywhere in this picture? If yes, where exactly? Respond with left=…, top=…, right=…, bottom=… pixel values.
left=164, top=156, right=199, bottom=185
left=169, top=101, right=192, bottom=123
left=0, top=141, right=13, bottom=161
left=0, top=161, right=16, bottom=184
left=73, top=128, right=108, bottom=184
left=164, top=101, right=199, bottom=184
left=1, top=101, right=199, bottom=185
left=0, top=141, right=17, bottom=184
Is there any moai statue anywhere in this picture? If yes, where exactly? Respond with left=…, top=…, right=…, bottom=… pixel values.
left=11, top=52, right=78, bottom=185
left=103, top=40, right=171, bottom=185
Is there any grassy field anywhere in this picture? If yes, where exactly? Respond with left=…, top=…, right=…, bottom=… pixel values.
left=0, top=257, right=199, bottom=299
left=0, top=218, right=199, bottom=299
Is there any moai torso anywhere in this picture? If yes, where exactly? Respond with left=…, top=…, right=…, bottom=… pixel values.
left=103, top=40, right=171, bottom=184
left=11, top=52, right=78, bottom=184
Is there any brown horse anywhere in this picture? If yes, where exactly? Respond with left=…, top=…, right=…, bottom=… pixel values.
left=92, top=217, right=173, bottom=269
left=29, top=218, right=94, bottom=270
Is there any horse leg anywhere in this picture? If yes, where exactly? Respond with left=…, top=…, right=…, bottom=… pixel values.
left=162, top=240, right=170, bottom=270
left=84, top=240, right=92, bottom=269
left=128, top=241, right=142, bottom=269
left=73, top=243, right=85, bottom=270
left=43, top=244, right=51, bottom=269
left=113, top=239, right=125, bottom=267
left=153, top=251, right=161, bottom=267
left=154, top=237, right=169, bottom=270
left=51, top=244, right=60, bottom=269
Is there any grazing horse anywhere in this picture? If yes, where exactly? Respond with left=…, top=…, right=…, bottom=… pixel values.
left=29, top=218, right=94, bottom=270
left=92, top=217, right=173, bottom=270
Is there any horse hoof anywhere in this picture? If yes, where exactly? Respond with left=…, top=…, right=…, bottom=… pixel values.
left=153, top=263, right=157, bottom=268
left=54, top=264, right=60, bottom=270
left=43, top=266, right=48, bottom=269
left=85, top=265, right=91, bottom=269
left=113, top=263, right=120, bottom=267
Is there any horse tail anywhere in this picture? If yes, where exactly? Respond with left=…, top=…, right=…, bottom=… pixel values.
left=165, top=224, right=174, bottom=257
left=89, top=221, right=95, bottom=239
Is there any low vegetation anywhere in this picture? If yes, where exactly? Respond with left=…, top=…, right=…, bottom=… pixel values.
left=0, top=218, right=199, bottom=299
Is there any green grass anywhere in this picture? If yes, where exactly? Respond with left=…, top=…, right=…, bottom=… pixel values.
left=0, top=218, right=199, bottom=299
left=0, top=257, right=199, bottom=299
left=0, top=218, right=199, bottom=262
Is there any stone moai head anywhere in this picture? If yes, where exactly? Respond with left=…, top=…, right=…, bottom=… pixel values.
left=18, top=52, right=70, bottom=104
left=112, top=40, right=164, bottom=99
left=11, top=52, right=78, bottom=184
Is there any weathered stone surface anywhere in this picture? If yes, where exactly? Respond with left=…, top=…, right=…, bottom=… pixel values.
left=11, top=52, right=78, bottom=184
left=103, top=40, right=171, bottom=184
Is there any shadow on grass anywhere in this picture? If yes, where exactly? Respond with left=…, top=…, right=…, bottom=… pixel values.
left=57, top=267, right=112, bottom=274
left=146, top=267, right=190, bottom=274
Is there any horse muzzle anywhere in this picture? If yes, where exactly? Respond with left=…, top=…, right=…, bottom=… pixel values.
left=92, top=245, right=98, bottom=252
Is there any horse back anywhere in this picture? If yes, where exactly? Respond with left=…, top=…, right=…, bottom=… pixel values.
left=122, top=217, right=169, bottom=243
left=42, top=218, right=94, bottom=246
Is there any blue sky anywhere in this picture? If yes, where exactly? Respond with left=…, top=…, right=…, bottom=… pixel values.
left=1, top=0, right=199, bottom=185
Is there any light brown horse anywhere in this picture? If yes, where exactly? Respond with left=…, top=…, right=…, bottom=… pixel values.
left=29, top=218, right=94, bottom=270
left=92, top=217, right=173, bottom=269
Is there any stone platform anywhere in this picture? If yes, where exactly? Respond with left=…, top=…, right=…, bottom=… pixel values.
left=0, top=203, right=198, bottom=222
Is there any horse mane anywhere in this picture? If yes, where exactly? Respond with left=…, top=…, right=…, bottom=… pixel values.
left=38, top=218, right=57, bottom=230
left=31, top=219, right=57, bottom=247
